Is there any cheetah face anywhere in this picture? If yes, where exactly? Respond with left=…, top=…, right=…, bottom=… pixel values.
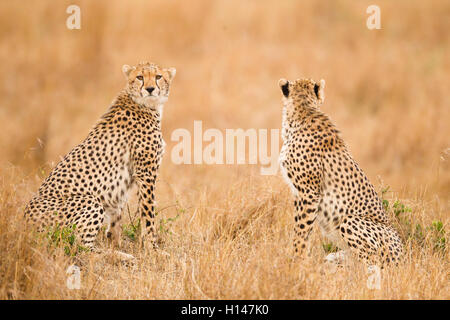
left=278, top=78, right=325, bottom=107
left=122, top=62, right=176, bottom=108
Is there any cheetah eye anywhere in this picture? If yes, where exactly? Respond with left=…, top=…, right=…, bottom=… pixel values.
left=155, top=75, right=162, bottom=80
left=136, top=75, right=143, bottom=81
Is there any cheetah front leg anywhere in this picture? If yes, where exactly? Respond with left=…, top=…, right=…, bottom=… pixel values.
left=282, top=152, right=323, bottom=259
left=293, top=191, right=320, bottom=258
left=135, top=172, right=158, bottom=249
left=283, top=153, right=324, bottom=259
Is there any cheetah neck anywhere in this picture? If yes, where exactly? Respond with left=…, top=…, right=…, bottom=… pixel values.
left=134, top=96, right=166, bottom=119
left=282, top=98, right=317, bottom=130
left=282, top=99, right=343, bottom=146
left=115, top=90, right=164, bottom=120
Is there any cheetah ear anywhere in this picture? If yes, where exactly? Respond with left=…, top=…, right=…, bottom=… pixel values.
left=314, top=79, right=325, bottom=103
left=122, top=64, right=135, bottom=78
left=167, top=67, right=176, bottom=81
left=278, top=78, right=290, bottom=97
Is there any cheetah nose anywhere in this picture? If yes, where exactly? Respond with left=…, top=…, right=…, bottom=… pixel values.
left=146, top=87, right=155, bottom=95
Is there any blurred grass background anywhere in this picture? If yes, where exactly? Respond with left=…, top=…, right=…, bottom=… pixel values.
left=0, top=0, right=448, bottom=198
left=0, top=0, right=448, bottom=299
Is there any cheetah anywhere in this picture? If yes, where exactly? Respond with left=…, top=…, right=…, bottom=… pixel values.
left=278, top=77, right=403, bottom=266
left=25, top=62, right=176, bottom=250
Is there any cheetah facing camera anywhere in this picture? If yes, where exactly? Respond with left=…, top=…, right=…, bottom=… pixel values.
left=25, top=62, right=176, bottom=251
left=278, top=77, right=403, bottom=266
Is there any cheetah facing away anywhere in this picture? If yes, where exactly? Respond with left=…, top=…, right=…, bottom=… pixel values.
left=278, top=77, right=403, bottom=266
left=25, top=62, right=176, bottom=250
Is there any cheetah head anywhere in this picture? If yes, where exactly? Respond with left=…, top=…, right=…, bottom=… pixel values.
left=122, top=61, right=176, bottom=109
left=278, top=78, right=325, bottom=108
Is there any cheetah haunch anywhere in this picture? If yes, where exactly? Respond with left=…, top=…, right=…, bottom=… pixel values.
left=278, top=77, right=403, bottom=266
left=25, top=62, right=176, bottom=250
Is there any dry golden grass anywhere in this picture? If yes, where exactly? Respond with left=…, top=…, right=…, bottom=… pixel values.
left=0, top=0, right=448, bottom=299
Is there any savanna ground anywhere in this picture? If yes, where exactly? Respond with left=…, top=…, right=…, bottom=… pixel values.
left=0, top=0, right=449, bottom=299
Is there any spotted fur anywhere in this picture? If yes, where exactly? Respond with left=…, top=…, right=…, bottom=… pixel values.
left=278, top=77, right=403, bottom=265
left=25, top=62, right=176, bottom=249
